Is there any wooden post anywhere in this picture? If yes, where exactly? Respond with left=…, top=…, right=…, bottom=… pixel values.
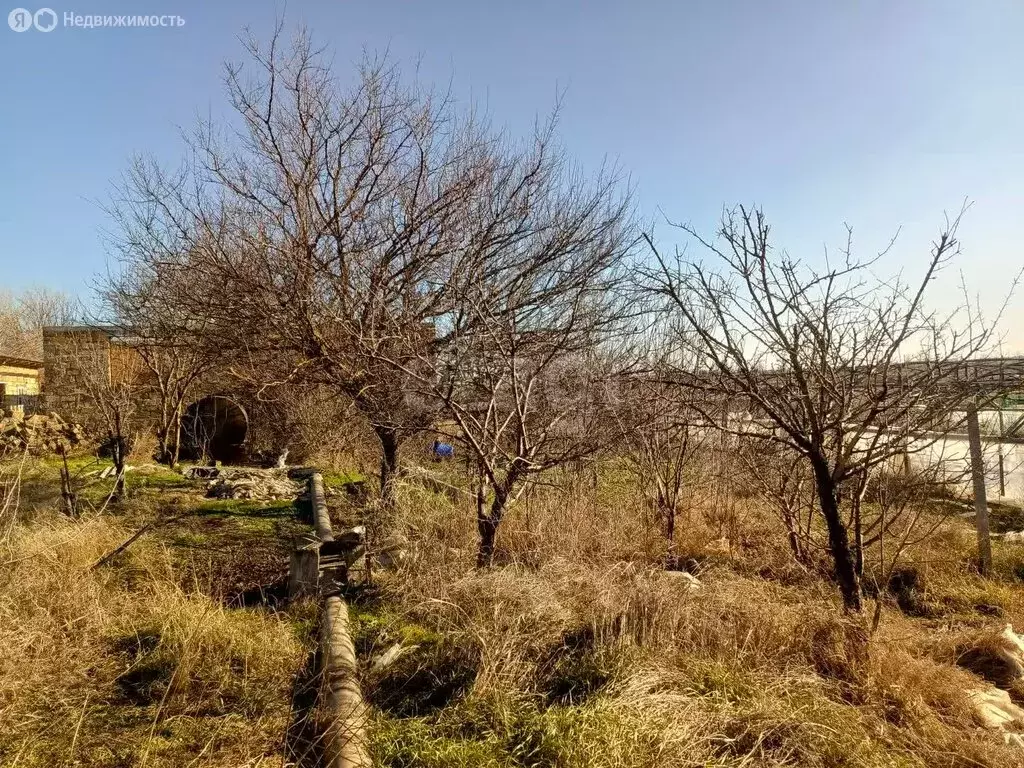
left=288, top=532, right=321, bottom=599
left=966, top=404, right=992, bottom=575
left=321, top=595, right=371, bottom=768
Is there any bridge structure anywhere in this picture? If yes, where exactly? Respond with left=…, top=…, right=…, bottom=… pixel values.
left=888, top=356, right=1024, bottom=401
left=884, top=356, right=1024, bottom=441
left=850, top=356, right=1024, bottom=572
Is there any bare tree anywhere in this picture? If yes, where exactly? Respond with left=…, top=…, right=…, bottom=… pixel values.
left=107, top=28, right=522, bottom=514
left=642, top=205, right=1013, bottom=612
left=860, top=449, right=976, bottom=631
left=0, top=288, right=77, bottom=359
left=431, top=349, right=634, bottom=568
left=101, top=264, right=215, bottom=468
left=738, top=440, right=819, bottom=569
left=392, top=161, right=639, bottom=565
left=108, top=26, right=641, bottom=564
left=611, top=357, right=711, bottom=568
left=61, top=329, right=144, bottom=500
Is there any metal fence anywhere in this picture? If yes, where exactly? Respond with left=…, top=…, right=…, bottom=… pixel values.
left=1, top=394, right=43, bottom=417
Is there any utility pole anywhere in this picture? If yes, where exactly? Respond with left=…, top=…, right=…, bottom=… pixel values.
left=997, top=408, right=1006, bottom=498
left=966, top=403, right=992, bottom=575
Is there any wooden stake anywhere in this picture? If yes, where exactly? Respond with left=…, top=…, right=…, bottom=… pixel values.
left=288, top=532, right=321, bottom=599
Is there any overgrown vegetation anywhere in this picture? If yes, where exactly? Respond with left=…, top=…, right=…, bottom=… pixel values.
left=3, top=424, right=1024, bottom=766
left=4, top=17, right=1024, bottom=768
left=0, top=456, right=313, bottom=767
left=354, top=469, right=1024, bottom=768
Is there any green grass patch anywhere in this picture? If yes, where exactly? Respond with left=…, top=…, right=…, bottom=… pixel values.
left=321, top=469, right=366, bottom=489
left=372, top=715, right=507, bottom=768
left=370, top=695, right=692, bottom=768
left=152, top=497, right=305, bottom=602
left=351, top=605, right=445, bottom=651
left=37, top=452, right=112, bottom=474
left=194, top=497, right=295, bottom=516
left=129, top=470, right=193, bottom=490
left=354, top=605, right=478, bottom=717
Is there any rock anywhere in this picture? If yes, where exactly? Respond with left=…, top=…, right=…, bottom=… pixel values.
left=371, top=642, right=416, bottom=672
left=0, top=411, right=85, bottom=456
left=184, top=466, right=220, bottom=480
left=374, top=532, right=409, bottom=570
left=204, top=467, right=303, bottom=500
left=662, top=570, right=702, bottom=591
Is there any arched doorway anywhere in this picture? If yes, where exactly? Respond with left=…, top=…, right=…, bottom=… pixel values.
left=180, top=395, right=248, bottom=464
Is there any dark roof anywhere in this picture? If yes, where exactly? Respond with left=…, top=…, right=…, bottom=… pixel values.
left=0, top=354, right=43, bottom=370
left=42, top=324, right=115, bottom=334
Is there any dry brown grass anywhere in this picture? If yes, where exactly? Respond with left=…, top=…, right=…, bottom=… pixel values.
left=0, top=506, right=307, bottom=767
left=6, top=451, right=1024, bottom=767
left=357, top=467, right=1024, bottom=767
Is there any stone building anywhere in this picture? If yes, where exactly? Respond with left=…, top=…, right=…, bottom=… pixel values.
left=40, top=326, right=249, bottom=461
left=42, top=326, right=122, bottom=429
left=0, top=354, right=43, bottom=416
left=39, top=326, right=353, bottom=464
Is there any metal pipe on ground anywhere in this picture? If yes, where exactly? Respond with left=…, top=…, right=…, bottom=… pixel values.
left=321, top=594, right=371, bottom=767
left=311, top=472, right=334, bottom=542
left=305, top=471, right=371, bottom=767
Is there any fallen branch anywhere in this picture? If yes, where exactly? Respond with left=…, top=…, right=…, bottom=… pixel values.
left=90, top=511, right=189, bottom=570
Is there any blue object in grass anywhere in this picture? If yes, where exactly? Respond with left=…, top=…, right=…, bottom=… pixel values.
left=431, top=440, right=454, bottom=460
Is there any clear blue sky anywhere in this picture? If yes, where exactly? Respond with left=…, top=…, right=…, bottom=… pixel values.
left=2, top=1, right=1023, bottom=349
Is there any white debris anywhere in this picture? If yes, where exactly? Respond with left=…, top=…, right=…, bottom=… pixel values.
left=969, top=686, right=1024, bottom=731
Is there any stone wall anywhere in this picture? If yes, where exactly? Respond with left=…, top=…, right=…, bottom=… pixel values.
left=0, top=364, right=41, bottom=396
left=41, top=327, right=173, bottom=436
left=41, top=327, right=114, bottom=430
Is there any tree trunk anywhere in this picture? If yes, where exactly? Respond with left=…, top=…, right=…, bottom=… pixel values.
left=852, top=495, right=864, bottom=579
left=156, top=427, right=170, bottom=466
left=661, top=499, right=677, bottom=569
left=374, top=425, right=400, bottom=509
left=850, top=471, right=869, bottom=580
left=812, top=459, right=861, bottom=612
left=110, top=410, right=127, bottom=501
left=786, top=527, right=804, bottom=565
left=58, top=448, right=78, bottom=518
left=476, top=484, right=510, bottom=568
left=477, top=514, right=498, bottom=568
left=112, top=436, right=127, bottom=501
left=170, top=410, right=181, bottom=470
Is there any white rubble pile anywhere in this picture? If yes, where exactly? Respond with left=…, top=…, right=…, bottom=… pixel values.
left=185, top=466, right=304, bottom=501
left=967, top=624, right=1024, bottom=748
